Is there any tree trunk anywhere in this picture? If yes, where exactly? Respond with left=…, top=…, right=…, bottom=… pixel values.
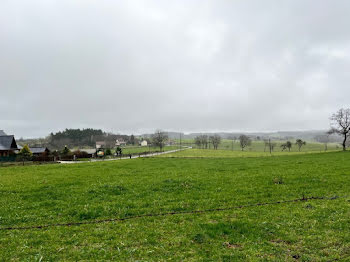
left=342, top=134, right=347, bottom=151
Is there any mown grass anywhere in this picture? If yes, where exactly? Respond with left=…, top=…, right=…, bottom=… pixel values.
left=179, top=139, right=340, bottom=152
left=0, top=152, right=349, bottom=260
left=159, top=148, right=339, bottom=158
left=119, top=145, right=179, bottom=155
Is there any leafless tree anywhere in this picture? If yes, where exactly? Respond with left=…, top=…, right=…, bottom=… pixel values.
left=269, top=142, right=276, bottom=153
left=263, top=139, right=269, bottom=152
left=151, top=130, right=168, bottom=151
left=209, top=134, right=221, bottom=150
left=329, top=108, right=350, bottom=151
left=315, top=134, right=330, bottom=151
left=239, top=135, right=251, bottom=151
left=281, top=144, right=287, bottom=151
left=280, top=141, right=292, bottom=152
left=295, top=139, right=306, bottom=151
left=264, top=139, right=276, bottom=154
left=228, top=135, right=237, bottom=151
left=200, top=135, right=208, bottom=149
left=194, top=136, right=201, bottom=148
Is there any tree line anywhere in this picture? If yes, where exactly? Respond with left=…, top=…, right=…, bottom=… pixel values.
left=193, top=133, right=309, bottom=152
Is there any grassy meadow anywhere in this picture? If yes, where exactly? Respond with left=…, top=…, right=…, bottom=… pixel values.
left=120, top=145, right=179, bottom=155
left=0, top=149, right=349, bottom=260
left=182, top=139, right=340, bottom=152
left=159, top=148, right=338, bottom=158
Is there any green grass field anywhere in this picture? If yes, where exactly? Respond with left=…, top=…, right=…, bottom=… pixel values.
left=159, top=148, right=339, bottom=158
left=180, top=139, right=340, bottom=152
left=0, top=150, right=349, bottom=260
left=118, top=145, right=179, bottom=155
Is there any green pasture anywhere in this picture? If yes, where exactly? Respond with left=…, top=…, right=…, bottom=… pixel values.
left=180, top=139, right=339, bottom=152
left=118, top=145, right=179, bottom=155
left=0, top=151, right=349, bottom=260
left=159, top=148, right=339, bottom=158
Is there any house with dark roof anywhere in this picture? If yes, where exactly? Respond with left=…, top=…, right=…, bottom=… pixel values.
left=0, top=130, right=7, bottom=136
left=0, top=135, right=18, bottom=157
left=30, top=147, right=50, bottom=156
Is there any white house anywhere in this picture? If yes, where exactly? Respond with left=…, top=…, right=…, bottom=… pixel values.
left=115, top=139, right=127, bottom=146
left=140, top=140, right=148, bottom=147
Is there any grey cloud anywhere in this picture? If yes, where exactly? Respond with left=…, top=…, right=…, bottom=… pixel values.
left=1, top=0, right=350, bottom=137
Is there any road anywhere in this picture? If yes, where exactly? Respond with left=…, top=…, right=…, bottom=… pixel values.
left=58, top=147, right=190, bottom=164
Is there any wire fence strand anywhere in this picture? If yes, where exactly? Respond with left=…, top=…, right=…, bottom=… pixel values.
left=0, top=195, right=346, bottom=231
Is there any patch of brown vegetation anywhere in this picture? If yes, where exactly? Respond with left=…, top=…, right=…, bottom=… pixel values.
left=223, top=242, right=242, bottom=249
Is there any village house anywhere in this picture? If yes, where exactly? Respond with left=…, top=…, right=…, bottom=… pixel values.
left=115, top=139, right=127, bottom=146
left=79, top=148, right=96, bottom=158
left=95, top=141, right=106, bottom=149
left=140, top=140, right=148, bottom=146
left=0, top=134, right=19, bottom=157
left=30, top=147, right=50, bottom=156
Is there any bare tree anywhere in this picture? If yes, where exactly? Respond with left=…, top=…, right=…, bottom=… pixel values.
left=281, top=143, right=287, bottom=151
left=265, top=139, right=276, bottom=154
left=228, top=135, right=236, bottom=151
left=269, top=142, right=276, bottom=153
left=152, top=130, right=168, bottom=151
left=199, top=135, right=208, bottom=149
left=315, top=134, right=330, bottom=151
left=209, top=134, right=221, bottom=150
left=194, top=136, right=201, bottom=148
left=329, top=108, right=350, bottom=151
left=281, top=141, right=292, bottom=152
left=295, top=139, right=306, bottom=151
left=263, top=139, right=269, bottom=152
left=239, top=135, right=251, bottom=151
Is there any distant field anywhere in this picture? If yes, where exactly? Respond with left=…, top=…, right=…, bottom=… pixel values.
left=0, top=151, right=349, bottom=260
left=158, top=148, right=339, bottom=158
left=178, top=139, right=340, bottom=152
left=118, top=145, right=179, bottom=155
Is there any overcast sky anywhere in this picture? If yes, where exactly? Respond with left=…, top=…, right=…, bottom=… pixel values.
left=1, top=0, right=350, bottom=138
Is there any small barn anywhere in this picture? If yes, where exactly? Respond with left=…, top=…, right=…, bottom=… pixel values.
left=79, top=149, right=96, bottom=158
left=30, top=147, right=50, bottom=156
left=140, top=140, right=148, bottom=147
left=96, top=141, right=106, bottom=149
left=115, top=139, right=127, bottom=146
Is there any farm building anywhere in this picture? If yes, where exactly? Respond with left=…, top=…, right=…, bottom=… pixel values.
left=30, top=147, right=50, bottom=156
left=115, top=139, right=127, bottom=146
left=140, top=140, right=148, bottom=146
left=79, top=148, right=96, bottom=158
left=0, top=135, right=19, bottom=157
left=96, top=141, right=106, bottom=149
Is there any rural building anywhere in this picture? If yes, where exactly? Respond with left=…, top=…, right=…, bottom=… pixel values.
left=167, top=139, right=176, bottom=145
left=115, top=139, right=127, bottom=146
left=140, top=140, right=148, bottom=146
left=79, top=148, right=96, bottom=158
left=0, top=135, right=19, bottom=157
left=96, top=141, right=106, bottom=149
left=30, top=147, right=50, bottom=156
